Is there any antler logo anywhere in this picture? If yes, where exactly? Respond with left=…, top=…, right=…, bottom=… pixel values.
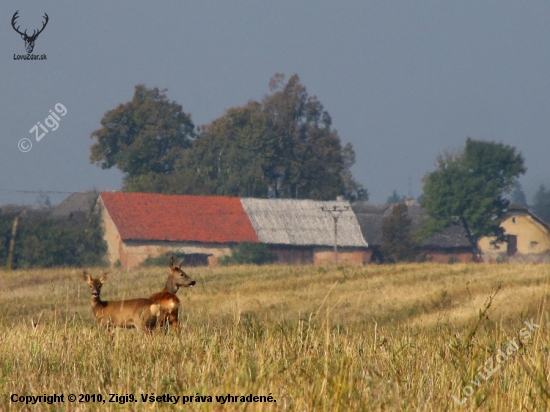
left=11, top=11, right=49, bottom=54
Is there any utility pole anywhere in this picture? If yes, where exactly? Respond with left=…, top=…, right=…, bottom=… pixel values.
left=321, top=205, right=349, bottom=265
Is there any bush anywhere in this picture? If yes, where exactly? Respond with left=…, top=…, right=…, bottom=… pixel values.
left=141, top=251, right=211, bottom=267
left=380, top=203, right=418, bottom=263
left=219, top=242, right=274, bottom=266
left=0, top=211, right=107, bottom=269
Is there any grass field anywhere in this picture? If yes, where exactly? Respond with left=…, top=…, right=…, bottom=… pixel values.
left=1, top=263, right=550, bottom=411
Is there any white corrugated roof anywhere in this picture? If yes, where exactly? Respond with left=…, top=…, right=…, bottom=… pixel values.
left=241, top=198, right=368, bottom=247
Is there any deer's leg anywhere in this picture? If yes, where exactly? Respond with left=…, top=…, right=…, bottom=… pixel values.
left=168, top=313, right=179, bottom=330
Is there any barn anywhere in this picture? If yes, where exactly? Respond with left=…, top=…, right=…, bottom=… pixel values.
left=96, top=192, right=259, bottom=269
left=240, top=198, right=369, bottom=265
left=351, top=200, right=474, bottom=263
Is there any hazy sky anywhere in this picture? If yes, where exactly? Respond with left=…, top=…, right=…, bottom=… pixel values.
left=2, top=1, right=549, bottom=205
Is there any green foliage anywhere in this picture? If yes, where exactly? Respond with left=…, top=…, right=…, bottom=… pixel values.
left=510, top=182, right=528, bottom=207
left=219, top=242, right=274, bottom=266
left=89, top=84, right=195, bottom=178
left=0, top=212, right=107, bottom=269
left=532, top=185, right=550, bottom=224
left=176, top=101, right=277, bottom=198
left=141, top=251, right=187, bottom=267
left=386, top=189, right=406, bottom=204
left=141, top=251, right=210, bottom=267
left=91, top=76, right=367, bottom=201
left=380, top=203, right=417, bottom=263
left=178, top=74, right=367, bottom=200
left=421, top=138, right=526, bottom=253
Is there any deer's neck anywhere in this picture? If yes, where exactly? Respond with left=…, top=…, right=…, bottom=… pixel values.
left=91, top=296, right=107, bottom=311
left=164, top=277, right=179, bottom=294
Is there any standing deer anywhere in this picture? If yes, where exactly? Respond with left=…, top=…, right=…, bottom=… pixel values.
left=82, top=271, right=162, bottom=333
left=149, top=257, right=196, bottom=330
left=11, top=11, right=49, bottom=54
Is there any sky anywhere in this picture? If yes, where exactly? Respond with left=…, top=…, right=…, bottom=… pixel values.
left=1, top=1, right=549, bottom=206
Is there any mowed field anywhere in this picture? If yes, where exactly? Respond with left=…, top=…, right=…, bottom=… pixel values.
left=1, top=263, right=550, bottom=411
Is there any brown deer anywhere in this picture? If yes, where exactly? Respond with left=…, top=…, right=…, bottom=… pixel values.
left=82, top=271, right=162, bottom=333
left=149, top=257, right=196, bottom=330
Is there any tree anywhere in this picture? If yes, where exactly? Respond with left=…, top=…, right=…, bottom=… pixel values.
left=340, top=143, right=369, bottom=201
left=260, top=74, right=366, bottom=200
left=219, top=242, right=274, bottom=265
left=532, top=185, right=550, bottom=224
left=90, top=76, right=367, bottom=201
left=380, top=203, right=417, bottom=263
left=174, top=101, right=279, bottom=197
left=173, top=74, right=366, bottom=200
left=510, top=182, right=528, bottom=207
left=0, top=211, right=106, bottom=269
left=421, top=138, right=526, bottom=257
left=386, top=189, right=406, bottom=204
left=89, top=85, right=195, bottom=186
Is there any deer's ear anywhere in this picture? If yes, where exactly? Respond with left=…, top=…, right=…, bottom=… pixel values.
left=99, top=273, right=108, bottom=283
left=82, top=271, right=92, bottom=283
left=169, top=256, right=175, bottom=269
left=20, top=34, right=25, bottom=40
left=178, top=259, right=184, bottom=268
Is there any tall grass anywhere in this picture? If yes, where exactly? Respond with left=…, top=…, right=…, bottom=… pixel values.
left=1, top=263, right=550, bottom=410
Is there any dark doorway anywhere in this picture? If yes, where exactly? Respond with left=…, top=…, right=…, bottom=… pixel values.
left=507, top=235, right=517, bottom=256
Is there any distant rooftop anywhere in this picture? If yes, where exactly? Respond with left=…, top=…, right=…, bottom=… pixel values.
left=99, top=192, right=259, bottom=243
left=241, top=198, right=368, bottom=247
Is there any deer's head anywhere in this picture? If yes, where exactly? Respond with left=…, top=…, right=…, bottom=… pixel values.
left=82, top=271, right=108, bottom=299
left=169, top=256, right=196, bottom=289
left=12, top=11, right=49, bottom=54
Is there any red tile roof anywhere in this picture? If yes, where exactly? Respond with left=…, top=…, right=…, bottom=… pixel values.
left=99, top=192, right=259, bottom=243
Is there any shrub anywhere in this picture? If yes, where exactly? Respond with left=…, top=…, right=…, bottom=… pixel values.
left=219, top=242, right=274, bottom=266
left=0, top=211, right=107, bottom=269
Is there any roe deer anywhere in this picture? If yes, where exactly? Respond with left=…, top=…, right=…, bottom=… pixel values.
left=82, top=271, right=162, bottom=333
left=149, top=257, right=196, bottom=330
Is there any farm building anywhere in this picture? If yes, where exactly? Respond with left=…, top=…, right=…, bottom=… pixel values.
left=351, top=200, right=475, bottom=263
left=479, top=202, right=550, bottom=263
left=240, top=198, right=369, bottom=265
left=96, top=192, right=259, bottom=269
left=49, top=190, right=99, bottom=222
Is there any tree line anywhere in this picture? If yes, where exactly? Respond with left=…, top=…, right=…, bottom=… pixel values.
left=89, top=74, right=367, bottom=201
left=89, top=75, right=549, bottom=264
left=0, top=211, right=106, bottom=269
left=4, top=73, right=545, bottom=267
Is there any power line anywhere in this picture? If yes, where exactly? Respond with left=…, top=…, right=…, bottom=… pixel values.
left=0, top=188, right=75, bottom=195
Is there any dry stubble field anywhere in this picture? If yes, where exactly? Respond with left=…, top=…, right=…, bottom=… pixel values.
left=1, top=263, right=550, bottom=411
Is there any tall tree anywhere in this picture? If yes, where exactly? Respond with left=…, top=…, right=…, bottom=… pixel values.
left=89, top=85, right=195, bottom=184
left=260, top=74, right=366, bottom=200
left=510, top=182, right=528, bottom=207
left=532, top=185, right=550, bottom=224
left=380, top=203, right=417, bottom=263
left=90, top=76, right=367, bottom=201
left=421, top=138, right=525, bottom=256
left=173, top=101, right=278, bottom=197
left=176, top=74, right=366, bottom=200
left=386, top=189, right=406, bottom=204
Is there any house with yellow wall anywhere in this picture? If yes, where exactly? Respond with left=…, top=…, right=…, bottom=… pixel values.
left=479, top=203, right=550, bottom=263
